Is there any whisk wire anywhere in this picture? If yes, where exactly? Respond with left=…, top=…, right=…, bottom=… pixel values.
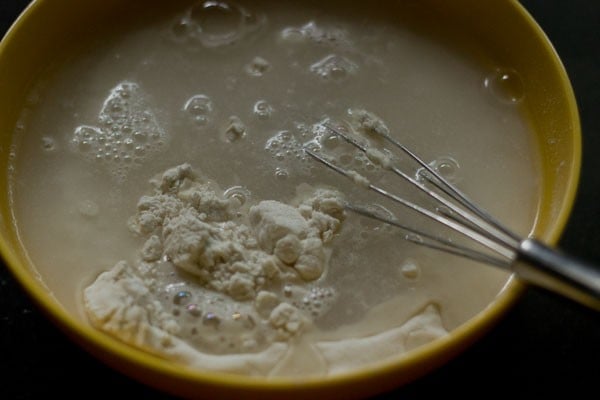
left=345, top=203, right=510, bottom=268
left=355, top=124, right=522, bottom=244
left=320, top=123, right=520, bottom=250
left=304, top=146, right=515, bottom=260
left=305, top=122, right=600, bottom=310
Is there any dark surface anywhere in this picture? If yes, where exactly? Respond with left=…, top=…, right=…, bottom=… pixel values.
left=1, top=1, right=598, bottom=399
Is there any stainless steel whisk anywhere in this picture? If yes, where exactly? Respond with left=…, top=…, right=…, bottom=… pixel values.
left=305, top=123, right=600, bottom=310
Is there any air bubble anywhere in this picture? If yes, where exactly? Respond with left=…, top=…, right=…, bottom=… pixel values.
left=184, top=94, right=214, bottom=127
left=118, top=88, right=130, bottom=99
left=41, top=137, right=56, bottom=151
left=174, top=291, right=192, bottom=305
left=195, top=116, right=209, bottom=125
left=190, top=1, right=240, bottom=36
left=222, top=115, right=246, bottom=142
left=179, top=1, right=265, bottom=48
left=203, top=312, right=221, bottom=327
left=184, top=94, right=213, bottom=116
left=354, top=154, right=366, bottom=166
left=70, top=81, right=168, bottom=181
left=297, top=287, right=337, bottom=318
left=405, top=233, right=423, bottom=244
left=73, top=126, right=100, bottom=142
left=400, top=259, right=420, bottom=280
left=310, top=54, right=358, bottom=81
left=280, top=22, right=349, bottom=48
left=483, top=68, right=525, bottom=104
left=224, top=186, right=251, bottom=206
left=186, top=304, right=202, bottom=317
left=107, top=100, right=127, bottom=120
left=253, top=100, right=273, bottom=119
left=415, top=167, right=430, bottom=183
left=265, top=131, right=307, bottom=163
left=245, top=56, right=271, bottom=77
left=303, top=142, right=320, bottom=154
left=429, top=156, right=461, bottom=183
left=135, top=145, right=146, bottom=156
left=280, top=27, right=304, bottom=43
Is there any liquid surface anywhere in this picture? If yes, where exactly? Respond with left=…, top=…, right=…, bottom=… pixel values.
left=8, top=0, right=540, bottom=376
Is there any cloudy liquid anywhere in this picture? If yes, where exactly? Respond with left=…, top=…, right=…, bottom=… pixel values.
left=8, top=0, right=540, bottom=375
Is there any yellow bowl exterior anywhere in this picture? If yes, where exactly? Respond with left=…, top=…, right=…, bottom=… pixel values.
left=0, top=0, right=581, bottom=399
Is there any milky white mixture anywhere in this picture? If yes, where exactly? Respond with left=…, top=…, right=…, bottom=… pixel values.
left=8, top=0, right=540, bottom=376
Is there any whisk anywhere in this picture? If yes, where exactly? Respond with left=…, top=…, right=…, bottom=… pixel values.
left=304, top=123, right=600, bottom=310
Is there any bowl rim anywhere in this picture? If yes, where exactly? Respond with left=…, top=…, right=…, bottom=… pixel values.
left=0, top=0, right=582, bottom=395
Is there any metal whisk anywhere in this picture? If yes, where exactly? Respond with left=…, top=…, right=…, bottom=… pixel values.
left=304, top=123, right=600, bottom=310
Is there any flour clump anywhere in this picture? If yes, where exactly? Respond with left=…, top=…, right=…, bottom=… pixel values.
left=84, top=164, right=346, bottom=363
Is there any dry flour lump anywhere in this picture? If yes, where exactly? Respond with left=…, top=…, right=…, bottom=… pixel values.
left=84, top=164, right=347, bottom=358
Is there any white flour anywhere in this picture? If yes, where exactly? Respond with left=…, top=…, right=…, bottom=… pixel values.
left=84, top=164, right=347, bottom=356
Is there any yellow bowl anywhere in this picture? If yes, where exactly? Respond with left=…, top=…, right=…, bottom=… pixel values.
left=0, top=0, right=580, bottom=399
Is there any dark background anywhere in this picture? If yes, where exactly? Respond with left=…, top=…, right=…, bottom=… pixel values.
left=1, top=1, right=598, bottom=398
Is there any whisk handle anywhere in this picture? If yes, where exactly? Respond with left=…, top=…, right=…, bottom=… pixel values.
left=514, top=239, right=600, bottom=310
